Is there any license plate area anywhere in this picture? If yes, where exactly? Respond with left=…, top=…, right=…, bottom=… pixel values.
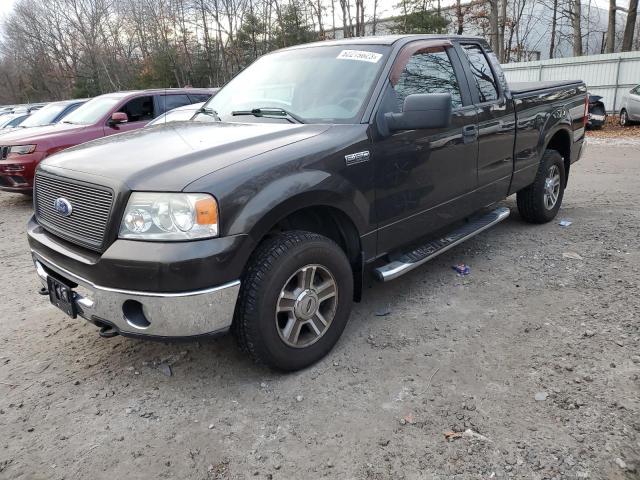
left=47, top=276, right=77, bottom=318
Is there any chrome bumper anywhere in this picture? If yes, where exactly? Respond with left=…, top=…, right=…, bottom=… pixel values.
left=32, top=252, right=240, bottom=338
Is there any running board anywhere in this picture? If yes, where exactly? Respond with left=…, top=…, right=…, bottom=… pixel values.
left=374, top=207, right=510, bottom=282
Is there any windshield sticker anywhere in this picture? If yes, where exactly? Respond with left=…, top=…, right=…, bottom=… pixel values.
left=337, top=50, right=383, bottom=63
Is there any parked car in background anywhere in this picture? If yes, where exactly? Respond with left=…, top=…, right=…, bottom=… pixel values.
left=4, top=99, right=88, bottom=133
left=586, top=93, right=606, bottom=129
left=620, top=84, right=640, bottom=126
left=146, top=102, right=205, bottom=126
left=0, top=112, right=30, bottom=129
left=0, top=88, right=212, bottom=193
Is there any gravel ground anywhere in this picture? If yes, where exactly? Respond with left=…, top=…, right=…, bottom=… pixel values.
left=1, top=142, right=639, bottom=480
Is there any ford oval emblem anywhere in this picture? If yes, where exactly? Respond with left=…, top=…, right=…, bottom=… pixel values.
left=53, top=197, right=73, bottom=217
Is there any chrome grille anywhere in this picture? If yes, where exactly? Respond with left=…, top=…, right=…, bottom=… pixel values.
left=34, top=172, right=114, bottom=251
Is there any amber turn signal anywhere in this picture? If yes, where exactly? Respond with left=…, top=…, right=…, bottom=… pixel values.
left=195, top=197, right=218, bottom=225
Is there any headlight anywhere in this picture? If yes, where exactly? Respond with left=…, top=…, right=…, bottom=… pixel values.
left=119, top=192, right=219, bottom=240
left=8, top=144, right=36, bottom=155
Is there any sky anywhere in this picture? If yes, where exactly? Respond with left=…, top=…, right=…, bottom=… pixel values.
left=0, top=0, right=16, bottom=19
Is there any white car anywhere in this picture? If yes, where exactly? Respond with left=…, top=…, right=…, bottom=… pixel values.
left=620, top=84, right=640, bottom=126
left=146, top=102, right=205, bottom=126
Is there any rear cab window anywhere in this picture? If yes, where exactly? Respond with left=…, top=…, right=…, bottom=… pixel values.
left=460, top=44, right=499, bottom=103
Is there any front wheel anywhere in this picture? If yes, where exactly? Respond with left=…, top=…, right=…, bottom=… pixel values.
left=516, top=149, right=566, bottom=224
left=620, top=109, right=630, bottom=127
left=233, top=231, right=353, bottom=371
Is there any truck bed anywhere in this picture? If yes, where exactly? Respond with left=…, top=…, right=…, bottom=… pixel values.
left=509, top=80, right=584, bottom=95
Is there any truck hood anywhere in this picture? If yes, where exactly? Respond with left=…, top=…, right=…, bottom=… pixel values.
left=42, top=121, right=331, bottom=191
left=0, top=122, right=85, bottom=144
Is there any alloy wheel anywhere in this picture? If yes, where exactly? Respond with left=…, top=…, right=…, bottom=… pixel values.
left=543, top=164, right=561, bottom=210
left=275, top=264, right=338, bottom=348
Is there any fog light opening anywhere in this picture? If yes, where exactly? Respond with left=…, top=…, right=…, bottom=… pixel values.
left=122, top=300, right=151, bottom=329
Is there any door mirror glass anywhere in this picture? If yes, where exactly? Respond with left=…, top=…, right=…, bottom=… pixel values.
left=109, top=112, right=128, bottom=125
left=385, top=93, right=452, bottom=131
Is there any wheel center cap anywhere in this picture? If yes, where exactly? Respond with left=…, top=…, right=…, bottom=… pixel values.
left=545, top=178, right=554, bottom=194
left=294, top=290, right=319, bottom=320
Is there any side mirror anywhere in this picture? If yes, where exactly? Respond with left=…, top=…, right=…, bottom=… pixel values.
left=385, top=93, right=452, bottom=131
left=109, top=112, right=128, bottom=125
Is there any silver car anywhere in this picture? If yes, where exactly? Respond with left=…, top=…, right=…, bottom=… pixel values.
left=620, top=84, right=640, bottom=126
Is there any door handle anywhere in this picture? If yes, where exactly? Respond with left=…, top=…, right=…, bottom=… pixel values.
left=462, top=125, right=478, bottom=142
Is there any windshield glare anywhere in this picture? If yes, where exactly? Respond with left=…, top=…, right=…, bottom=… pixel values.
left=62, top=97, right=120, bottom=125
left=202, top=45, right=389, bottom=124
left=19, top=103, right=68, bottom=127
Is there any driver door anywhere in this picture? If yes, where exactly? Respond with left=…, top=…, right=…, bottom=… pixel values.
left=370, top=41, right=479, bottom=256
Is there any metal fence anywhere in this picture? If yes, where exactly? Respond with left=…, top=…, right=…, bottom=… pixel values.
left=502, top=51, right=640, bottom=113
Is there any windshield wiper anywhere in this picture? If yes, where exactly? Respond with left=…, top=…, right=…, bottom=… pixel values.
left=197, top=106, right=221, bottom=121
left=231, top=107, right=305, bottom=124
left=62, top=120, right=76, bottom=124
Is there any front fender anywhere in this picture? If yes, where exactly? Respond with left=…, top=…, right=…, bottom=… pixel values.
left=228, top=169, right=369, bottom=241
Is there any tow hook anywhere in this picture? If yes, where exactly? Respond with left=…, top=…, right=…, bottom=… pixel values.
left=38, top=287, right=49, bottom=296
left=99, top=325, right=119, bottom=338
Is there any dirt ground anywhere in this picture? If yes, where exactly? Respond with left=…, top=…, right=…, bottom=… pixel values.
left=1, top=140, right=639, bottom=480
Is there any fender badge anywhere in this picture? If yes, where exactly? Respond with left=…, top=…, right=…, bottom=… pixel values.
left=345, top=150, right=370, bottom=166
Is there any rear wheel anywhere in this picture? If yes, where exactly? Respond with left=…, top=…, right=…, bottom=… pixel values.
left=233, top=231, right=353, bottom=371
left=517, top=149, right=566, bottom=224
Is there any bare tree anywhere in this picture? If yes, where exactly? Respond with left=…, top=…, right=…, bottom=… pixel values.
left=606, top=0, right=616, bottom=52
left=549, top=0, right=558, bottom=58
left=622, top=0, right=638, bottom=50
left=571, top=0, right=583, bottom=56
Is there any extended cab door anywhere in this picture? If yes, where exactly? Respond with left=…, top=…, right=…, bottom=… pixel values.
left=456, top=42, right=516, bottom=206
left=371, top=40, right=479, bottom=256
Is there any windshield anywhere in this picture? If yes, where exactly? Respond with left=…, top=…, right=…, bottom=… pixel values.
left=201, top=45, right=389, bottom=124
left=19, top=103, right=70, bottom=127
left=0, top=115, right=25, bottom=128
left=62, top=97, right=120, bottom=125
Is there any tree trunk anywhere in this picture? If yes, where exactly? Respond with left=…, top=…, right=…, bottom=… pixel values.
left=498, top=0, right=507, bottom=61
left=549, top=0, right=558, bottom=58
left=372, top=0, right=378, bottom=35
left=572, top=0, right=583, bottom=56
left=622, top=0, right=638, bottom=51
left=606, top=0, right=616, bottom=53
left=456, top=0, right=463, bottom=35
left=488, top=0, right=500, bottom=55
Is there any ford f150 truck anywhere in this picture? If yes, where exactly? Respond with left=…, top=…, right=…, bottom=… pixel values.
left=0, top=88, right=214, bottom=193
left=28, top=35, right=587, bottom=371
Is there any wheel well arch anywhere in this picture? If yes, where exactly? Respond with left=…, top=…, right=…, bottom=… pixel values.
left=545, top=128, right=572, bottom=186
left=266, top=205, right=362, bottom=264
left=250, top=203, right=364, bottom=302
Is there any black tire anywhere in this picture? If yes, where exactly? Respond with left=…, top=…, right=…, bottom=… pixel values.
left=516, top=149, right=566, bottom=224
left=620, top=109, right=630, bottom=127
left=233, top=231, right=353, bottom=371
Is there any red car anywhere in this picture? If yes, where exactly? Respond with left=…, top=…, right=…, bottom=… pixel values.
left=0, top=88, right=214, bottom=193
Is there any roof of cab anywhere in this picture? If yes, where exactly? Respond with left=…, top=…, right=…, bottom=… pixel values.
left=99, top=88, right=215, bottom=100
left=280, top=34, right=485, bottom=51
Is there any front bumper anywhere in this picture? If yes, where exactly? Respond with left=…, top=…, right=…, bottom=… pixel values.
left=33, top=252, right=240, bottom=338
left=0, top=152, right=43, bottom=192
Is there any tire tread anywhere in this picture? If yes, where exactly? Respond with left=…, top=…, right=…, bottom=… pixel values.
left=232, top=231, right=344, bottom=368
